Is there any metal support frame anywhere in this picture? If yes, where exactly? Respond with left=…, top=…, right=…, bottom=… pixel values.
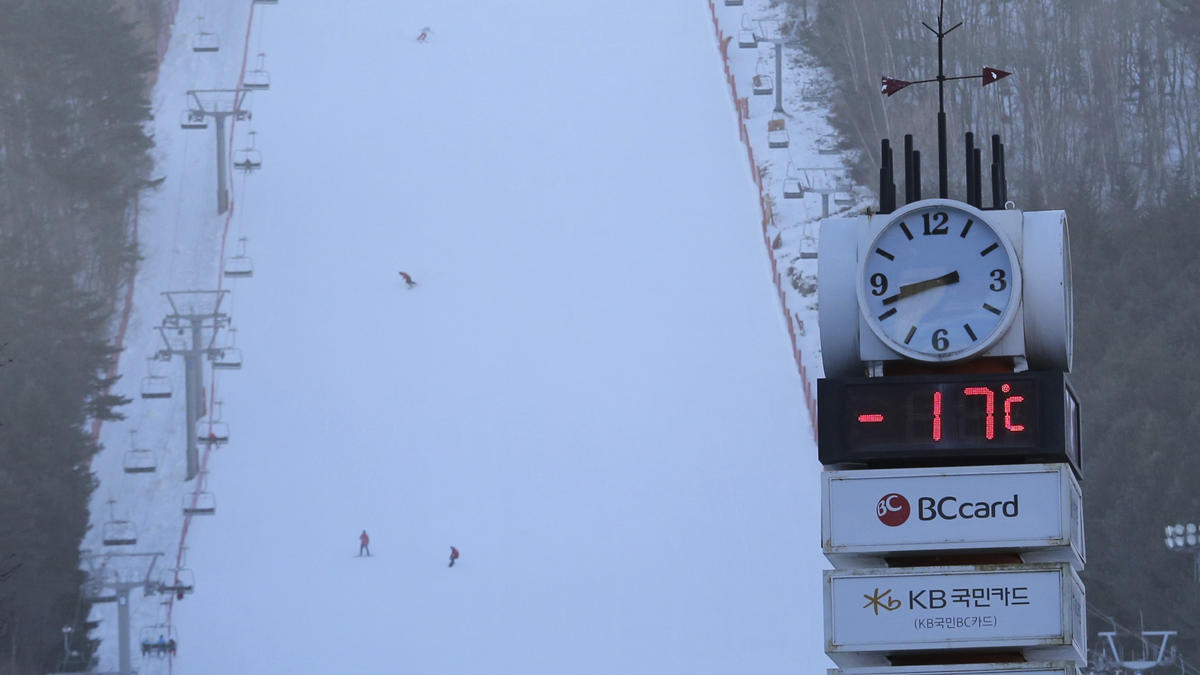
left=748, top=20, right=804, bottom=115
left=82, top=552, right=163, bottom=675
left=183, top=89, right=252, bottom=214
left=155, top=290, right=231, bottom=479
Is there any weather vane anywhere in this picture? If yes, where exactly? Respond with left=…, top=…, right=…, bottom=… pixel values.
left=880, top=0, right=1011, bottom=199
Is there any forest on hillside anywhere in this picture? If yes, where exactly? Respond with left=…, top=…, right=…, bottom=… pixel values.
left=793, top=0, right=1200, bottom=667
left=0, top=0, right=161, bottom=671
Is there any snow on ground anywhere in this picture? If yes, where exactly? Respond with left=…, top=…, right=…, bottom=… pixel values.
left=83, top=1, right=845, bottom=672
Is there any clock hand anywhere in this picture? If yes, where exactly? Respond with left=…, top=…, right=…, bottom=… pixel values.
left=880, top=270, right=960, bottom=305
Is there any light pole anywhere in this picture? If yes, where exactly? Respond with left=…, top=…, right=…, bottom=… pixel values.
left=1164, top=521, right=1200, bottom=582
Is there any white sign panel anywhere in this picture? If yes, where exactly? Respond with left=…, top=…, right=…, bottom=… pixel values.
left=825, top=564, right=1085, bottom=668
left=822, top=464, right=1083, bottom=568
left=830, top=664, right=1078, bottom=675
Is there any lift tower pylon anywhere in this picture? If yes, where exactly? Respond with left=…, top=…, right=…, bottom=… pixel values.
left=82, top=552, right=163, bottom=675
left=182, top=89, right=252, bottom=214
left=155, top=290, right=231, bottom=479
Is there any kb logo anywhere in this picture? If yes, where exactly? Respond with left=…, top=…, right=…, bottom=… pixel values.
left=877, top=493, right=910, bottom=527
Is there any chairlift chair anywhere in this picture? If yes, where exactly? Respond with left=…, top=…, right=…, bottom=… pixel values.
left=233, top=131, right=262, bottom=173
left=192, top=16, right=219, bottom=54
left=816, top=136, right=840, bottom=155
left=224, top=256, right=253, bottom=278
left=140, top=375, right=171, bottom=399
left=212, top=328, right=244, bottom=368
left=767, top=117, right=789, bottom=149
left=782, top=162, right=805, bottom=199
left=157, top=568, right=195, bottom=596
left=253, top=0, right=279, bottom=4
left=243, top=69, right=270, bottom=91
left=139, top=625, right=178, bottom=658
left=737, top=16, right=758, bottom=48
left=182, top=492, right=216, bottom=516
left=233, top=149, right=262, bottom=173
left=212, top=347, right=243, bottom=370
left=244, top=53, right=270, bottom=90
left=123, top=449, right=157, bottom=474
left=724, top=0, right=743, bottom=5
left=179, top=109, right=208, bottom=130
left=833, top=192, right=855, bottom=207
left=193, top=31, right=219, bottom=53
left=752, top=74, right=774, bottom=96
left=224, top=237, right=253, bottom=278
left=101, top=520, right=137, bottom=546
left=196, top=419, right=230, bottom=445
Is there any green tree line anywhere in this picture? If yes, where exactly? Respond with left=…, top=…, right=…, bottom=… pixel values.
left=792, top=0, right=1200, bottom=663
left=0, top=0, right=160, bottom=671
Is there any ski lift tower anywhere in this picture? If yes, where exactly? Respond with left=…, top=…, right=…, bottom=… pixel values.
left=1095, top=630, right=1178, bottom=674
left=155, top=290, right=231, bottom=479
left=82, top=552, right=163, bottom=675
left=754, top=18, right=804, bottom=115
left=183, top=89, right=252, bottom=214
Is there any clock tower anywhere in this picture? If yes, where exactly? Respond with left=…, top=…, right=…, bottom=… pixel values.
left=815, top=2, right=1086, bottom=672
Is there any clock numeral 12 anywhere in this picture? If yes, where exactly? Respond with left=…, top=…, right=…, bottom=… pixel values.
left=922, top=211, right=949, bottom=235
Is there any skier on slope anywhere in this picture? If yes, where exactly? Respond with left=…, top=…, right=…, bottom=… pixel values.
left=359, top=530, right=371, bottom=557
left=448, top=546, right=459, bottom=567
left=399, top=271, right=417, bottom=289
left=416, top=26, right=431, bottom=43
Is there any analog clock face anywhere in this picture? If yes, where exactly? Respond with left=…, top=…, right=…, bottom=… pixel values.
left=857, top=201, right=1021, bottom=362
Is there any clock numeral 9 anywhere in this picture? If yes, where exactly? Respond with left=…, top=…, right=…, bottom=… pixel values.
left=931, top=328, right=950, bottom=352
left=922, top=211, right=949, bottom=235
left=870, top=273, right=888, bottom=296
left=990, top=269, right=1007, bottom=291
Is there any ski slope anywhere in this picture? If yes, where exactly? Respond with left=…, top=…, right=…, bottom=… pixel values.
left=88, top=1, right=829, bottom=672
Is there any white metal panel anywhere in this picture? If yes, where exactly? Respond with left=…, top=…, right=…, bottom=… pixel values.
left=818, top=216, right=865, bottom=377
left=824, top=563, right=1085, bottom=668
left=1021, top=210, right=1072, bottom=371
left=822, top=464, right=1083, bottom=569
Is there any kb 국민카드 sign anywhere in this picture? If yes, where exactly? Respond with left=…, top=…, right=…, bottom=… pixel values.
left=824, top=563, right=1085, bottom=668
left=822, top=463, right=1083, bottom=569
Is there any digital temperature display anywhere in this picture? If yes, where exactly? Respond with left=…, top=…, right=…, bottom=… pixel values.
left=818, top=371, right=1080, bottom=476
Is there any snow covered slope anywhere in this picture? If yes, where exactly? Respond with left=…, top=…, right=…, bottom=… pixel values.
left=88, top=1, right=829, bottom=672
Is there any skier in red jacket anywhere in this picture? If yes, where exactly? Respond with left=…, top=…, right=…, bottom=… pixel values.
left=359, top=530, right=371, bottom=557
left=448, top=546, right=459, bottom=567
left=399, top=271, right=417, bottom=289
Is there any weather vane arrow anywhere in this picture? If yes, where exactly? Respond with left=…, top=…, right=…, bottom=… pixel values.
left=881, top=67, right=1010, bottom=97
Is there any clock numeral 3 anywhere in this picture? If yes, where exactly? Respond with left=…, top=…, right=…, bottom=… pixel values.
left=989, top=269, right=1007, bottom=291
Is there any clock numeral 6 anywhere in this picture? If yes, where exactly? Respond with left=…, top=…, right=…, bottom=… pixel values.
left=931, top=328, right=950, bottom=352
left=990, top=269, right=1007, bottom=291
left=870, top=273, right=888, bottom=296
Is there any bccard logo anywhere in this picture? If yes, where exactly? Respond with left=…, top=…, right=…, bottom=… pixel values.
left=877, top=493, right=910, bottom=526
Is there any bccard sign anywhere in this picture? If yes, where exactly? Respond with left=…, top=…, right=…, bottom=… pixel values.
left=822, top=464, right=1083, bottom=569
left=829, top=663, right=1079, bottom=675
left=824, top=563, right=1086, bottom=668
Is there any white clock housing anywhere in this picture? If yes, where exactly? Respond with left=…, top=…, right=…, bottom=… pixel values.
left=819, top=201, right=1072, bottom=376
